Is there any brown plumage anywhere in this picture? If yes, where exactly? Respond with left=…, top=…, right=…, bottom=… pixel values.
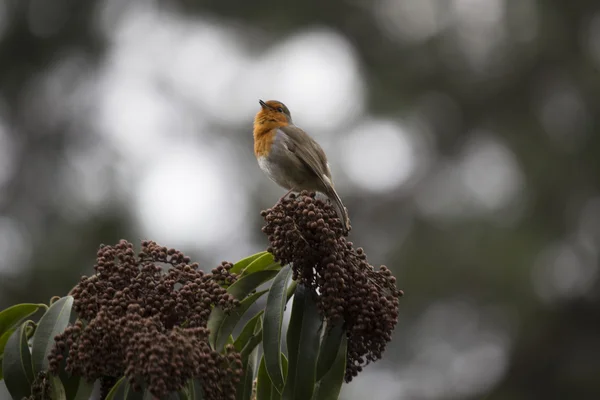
left=253, top=99, right=351, bottom=233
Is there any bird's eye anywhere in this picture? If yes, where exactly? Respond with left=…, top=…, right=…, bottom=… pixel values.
left=277, top=107, right=284, bottom=113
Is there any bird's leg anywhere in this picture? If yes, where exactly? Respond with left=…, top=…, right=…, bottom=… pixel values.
left=278, top=188, right=294, bottom=203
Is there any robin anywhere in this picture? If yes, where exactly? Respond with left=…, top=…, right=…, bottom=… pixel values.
left=253, top=99, right=351, bottom=233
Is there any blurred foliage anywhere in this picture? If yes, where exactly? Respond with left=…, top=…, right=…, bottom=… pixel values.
left=1, top=0, right=600, bottom=399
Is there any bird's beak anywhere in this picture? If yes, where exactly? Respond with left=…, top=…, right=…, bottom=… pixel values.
left=259, top=99, right=268, bottom=109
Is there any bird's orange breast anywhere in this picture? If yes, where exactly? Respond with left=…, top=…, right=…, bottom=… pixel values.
left=254, top=127, right=277, bottom=158
left=253, top=108, right=289, bottom=158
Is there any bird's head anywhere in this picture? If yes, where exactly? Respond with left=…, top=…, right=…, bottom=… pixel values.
left=254, top=100, right=293, bottom=128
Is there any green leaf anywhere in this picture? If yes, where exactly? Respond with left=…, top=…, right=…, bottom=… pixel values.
left=234, top=311, right=264, bottom=352
left=177, top=386, right=189, bottom=400
left=279, top=355, right=289, bottom=400
left=0, top=303, right=46, bottom=339
left=104, top=376, right=127, bottom=400
left=239, top=313, right=264, bottom=366
left=1, top=330, right=16, bottom=362
left=281, top=354, right=289, bottom=389
left=72, top=377, right=95, bottom=400
left=312, top=336, right=347, bottom=400
left=282, top=285, right=322, bottom=400
left=242, top=253, right=281, bottom=276
left=236, top=335, right=260, bottom=400
left=2, top=322, right=34, bottom=399
left=178, top=387, right=189, bottom=400
left=256, top=354, right=288, bottom=400
left=240, top=329, right=263, bottom=365
left=214, top=289, right=268, bottom=352
left=245, top=262, right=282, bottom=276
left=185, top=379, right=193, bottom=398
left=315, top=322, right=344, bottom=381
left=188, top=379, right=204, bottom=400
left=228, top=270, right=280, bottom=300
left=1, top=329, right=18, bottom=373
left=256, top=356, right=271, bottom=400
left=230, top=251, right=269, bottom=274
left=262, top=265, right=292, bottom=394
left=208, top=271, right=277, bottom=350
left=60, top=373, right=80, bottom=400
left=31, top=296, right=74, bottom=375
left=285, top=280, right=298, bottom=301
left=181, top=378, right=204, bottom=400
left=0, top=303, right=46, bottom=366
left=50, top=374, right=67, bottom=400
left=283, top=289, right=304, bottom=398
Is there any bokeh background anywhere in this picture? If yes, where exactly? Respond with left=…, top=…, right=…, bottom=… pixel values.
left=1, top=0, right=600, bottom=399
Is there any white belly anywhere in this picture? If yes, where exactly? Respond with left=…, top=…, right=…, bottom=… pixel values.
left=258, top=156, right=293, bottom=190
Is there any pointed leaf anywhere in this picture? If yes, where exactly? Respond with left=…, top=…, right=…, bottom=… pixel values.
left=262, top=265, right=292, bottom=393
left=234, top=311, right=264, bottom=352
left=228, top=270, right=279, bottom=300
left=282, top=285, right=321, bottom=400
left=50, top=374, right=67, bottom=400
left=60, top=374, right=80, bottom=399
left=183, top=380, right=193, bottom=400
left=104, top=376, right=127, bottom=400
left=312, top=336, right=347, bottom=400
left=285, top=280, right=298, bottom=301
left=208, top=271, right=277, bottom=350
left=315, top=322, right=344, bottom=381
left=72, top=378, right=95, bottom=400
left=239, top=313, right=263, bottom=365
left=0, top=303, right=45, bottom=363
left=283, top=290, right=304, bottom=398
left=3, top=322, right=34, bottom=399
left=257, top=355, right=271, bottom=400
left=190, top=379, right=204, bottom=400
left=230, top=252, right=269, bottom=274
left=242, top=253, right=281, bottom=276
left=236, top=336, right=260, bottom=400
left=281, top=354, right=288, bottom=389
left=0, top=303, right=46, bottom=339
left=31, top=296, right=74, bottom=374
left=256, top=354, right=288, bottom=400
left=214, top=289, right=268, bottom=352
left=244, top=262, right=281, bottom=276
left=0, top=329, right=17, bottom=380
left=178, top=385, right=190, bottom=400
left=240, top=329, right=263, bottom=365
left=1, top=329, right=22, bottom=358
left=178, top=380, right=197, bottom=400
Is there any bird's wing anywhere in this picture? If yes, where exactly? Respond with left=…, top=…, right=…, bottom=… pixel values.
left=278, top=125, right=332, bottom=183
left=279, top=125, right=350, bottom=232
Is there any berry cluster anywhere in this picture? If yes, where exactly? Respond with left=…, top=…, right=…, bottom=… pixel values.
left=25, top=372, right=51, bottom=400
left=49, top=240, right=243, bottom=399
left=261, top=192, right=403, bottom=381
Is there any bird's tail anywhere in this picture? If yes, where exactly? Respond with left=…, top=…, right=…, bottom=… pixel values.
left=325, top=185, right=351, bottom=234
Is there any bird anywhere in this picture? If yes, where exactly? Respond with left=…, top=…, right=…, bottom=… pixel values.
left=253, top=99, right=351, bottom=233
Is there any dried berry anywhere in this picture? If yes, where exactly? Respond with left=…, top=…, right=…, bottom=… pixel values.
left=49, top=240, right=242, bottom=399
left=262, top=192, right=403, bottom=381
